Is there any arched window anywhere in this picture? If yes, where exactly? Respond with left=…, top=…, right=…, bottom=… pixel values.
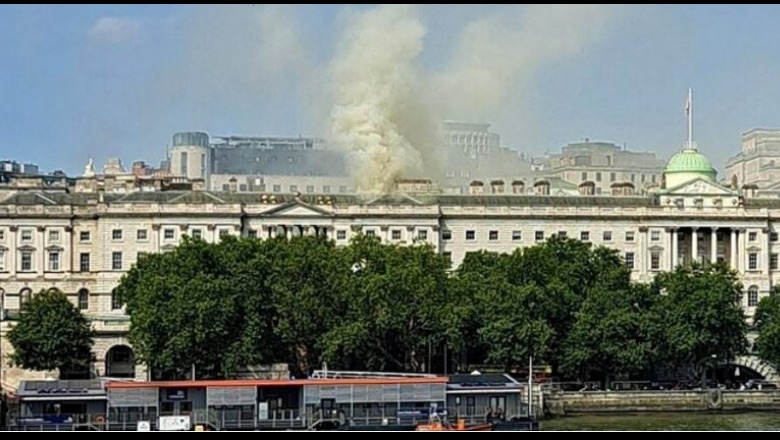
left=78, top=288, right=89, bottom=311
left=20, top=288, right=32, bottom=308
left=111, top=289, right=122, bottom=310
left=748, top=286, right=759, bottom=307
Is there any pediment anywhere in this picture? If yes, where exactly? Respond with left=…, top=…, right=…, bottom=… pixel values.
left=662, top=178, right=737, bottom=196
left=261, top=200, right=334, bottom=217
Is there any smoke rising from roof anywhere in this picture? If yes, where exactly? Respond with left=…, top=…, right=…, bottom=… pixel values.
left=328, top=4, right=619, bottom=193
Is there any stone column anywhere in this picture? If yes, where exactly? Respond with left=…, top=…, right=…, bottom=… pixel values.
left=730, top=228, right=738, bottom=269
left=763, top=227, right=771, bottom=276
left=671, top=228, right=679, bottom=269
left=37, top=225, right=45, bottom=273
left=692, top=228, right=699, bottom=264
left=665, top=227, right=674, bottom=271
left=711, top=228, right=718, bottom=263
left=638, top=226, right=648, bottom=275
left=738, top=228, right=747, bottom=274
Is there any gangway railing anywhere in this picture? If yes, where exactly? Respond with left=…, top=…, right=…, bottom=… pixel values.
left=310, top=370, right=437, bottom=379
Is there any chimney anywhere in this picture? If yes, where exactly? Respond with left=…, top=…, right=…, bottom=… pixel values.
left=490, top=179, right=505, bottom=194
left=511, top=180, right=525, bottom=194
left=229, top=177, right=238, bottom=193
left=469, top=180, right=485, bottom=195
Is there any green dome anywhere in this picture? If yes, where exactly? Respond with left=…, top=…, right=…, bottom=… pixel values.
left=665, top=148, right=716, bottom=176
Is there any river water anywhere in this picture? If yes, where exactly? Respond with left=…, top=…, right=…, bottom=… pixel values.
left=542, top=412, right=780, bottom=431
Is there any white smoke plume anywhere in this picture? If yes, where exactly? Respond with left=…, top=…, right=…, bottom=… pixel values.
left=328, top=5, right=430, bottom=194
left=328, top=4, right=618, bottom=194
left=431, top=4, right=619, bottom=121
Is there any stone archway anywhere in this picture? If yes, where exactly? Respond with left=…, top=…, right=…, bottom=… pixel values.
left=731, top=356, right=779, bottom=382
left=105, top=345, right=136, bottom=378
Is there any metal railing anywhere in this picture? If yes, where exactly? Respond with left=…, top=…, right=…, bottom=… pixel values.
left=310, top=370, right=437, bottom=379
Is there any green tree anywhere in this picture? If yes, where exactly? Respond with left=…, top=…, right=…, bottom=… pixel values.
left=8, top=288, right=94, bottom=378
left=654, top=262, right=749, bottom=386
left=754, top=287, right=780, bottom=370
left=117, top=236, right=274, bottom=379
left=322, top=235, right=451, bottom=373
left=562, top=284, right=660, bottom=387
left=265, top=235, right=349, bottom=376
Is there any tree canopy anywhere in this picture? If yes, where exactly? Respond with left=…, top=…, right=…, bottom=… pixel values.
left=116, top=234, right=753, bottom=382
left=8, top=288, right=94, bottom=378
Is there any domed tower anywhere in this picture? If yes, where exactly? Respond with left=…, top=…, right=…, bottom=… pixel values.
left=663, top=89, right=717, bottom=189
left=170, top=132, right=210, bottom=183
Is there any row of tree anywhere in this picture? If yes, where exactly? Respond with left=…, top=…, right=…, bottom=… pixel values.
left=7, top=234, right=777, bottom=385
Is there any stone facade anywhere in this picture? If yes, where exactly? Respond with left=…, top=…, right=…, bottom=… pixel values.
left=1, top=169, right=779, bottom=391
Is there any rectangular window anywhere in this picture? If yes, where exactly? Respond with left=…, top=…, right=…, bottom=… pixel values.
left=652, top=174, right=657, bottom=183
left=489, top=230, right=499, bottom=241
left=200, top=154, right=206, bottom=177
left=273, top=185, right=281, bottom=192
left=247, top=229, right=257, bottom=238
left=0, top=229, right=4, bottom=240
left=749, top=253, right=758, bottom=270
left=365, top=230, right=376, bottom=237
left=603, top=231, right=613, bottom=242
left=191, top=229, right=202, bottom=239
left=650, top=230, right=660, bottom=242
left=137, top=229, right=147, bottom=240
left=112, top=252, right=123, bottom=271
left=442, top=252, right=452, bottom=264
left=219, top=229, right=229, bottom=238
left=771, top=253, right=778, bottom=270
left=239, top=184, right=247, bottom=192
left=306, top=185, right=314, bottom=193
left=771, top=232, right=779, bottom=242
left=289, top=185, right=298, bottom=193
left=581, top=231, right=590, bottom=241
left=180, top=151, right=188, bottom=175
left=80, top=253, right=90, bottom=272
left=21, top=251, right=32, bottom=271
left=442, top=230, right=452, bottom=241
left=625, top=252, right=635, bottom=270
left=631, top=173, right=636, bottom=182
left=21, top=229, right=32, bottom=242
left=512, top=230, right=522, bottom=241
left=466, top=230, right=476, bottom=241
left=610, top=172, right=616, bottom=182
left=337, top=230, right=347, bottom=240
left=339, top=185, right=348, bottom=193
left=48, top=252, right=60, bottom=271
left=0, top=250, right=5, bottom=271
left=556, top=231, right=566, bottom=238
left=392, top=230, right=402, bottom=240
left=535, top=231, right=544, bottom=242
left=749, top=232, right=757, bottom=242
left=48, top=230, right=60, bottom=242
left=222, top=184, right=230, bottom=191
left=417, top=230, right=428, bottom=241
left=581, top=172, right=587, bottom=181
left=80, top=231, right=90, bottom=242
left=625, top=231, right=635, bottom=242
left=650, top=252, right=660, bottom=270
left=749, top=290, right=759, bottom=307
left=323, top=185, right=331, bottom=194
left=164, top=229, right=175, bottom=240
left=137, top=251, right=148, bottom=261
left=596, top=172, right=602, bottom=182
left=112, top=229, right=122, bottom=240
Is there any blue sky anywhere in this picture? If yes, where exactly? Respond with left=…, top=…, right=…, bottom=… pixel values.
left=2, top=4, right=780, bottom=175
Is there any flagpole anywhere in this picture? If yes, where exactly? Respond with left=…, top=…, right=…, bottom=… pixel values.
left=687, top=88, right=693, bottom=149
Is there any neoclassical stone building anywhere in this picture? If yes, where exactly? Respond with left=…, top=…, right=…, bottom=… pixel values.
left=2, top=144, right=780, bottom=390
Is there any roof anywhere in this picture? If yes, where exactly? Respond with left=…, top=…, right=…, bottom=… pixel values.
left=107, top=377, right=448, bottom=389
left=446, top=374, right=524, bottom=392
left=665, top=147, right=717, bottom=177
left=18, top=380, right=106, bottom=399
left=0, top=190, right=660, bottom=208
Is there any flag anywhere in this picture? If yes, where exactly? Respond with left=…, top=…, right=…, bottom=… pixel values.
left=685, top=89, right=692, bottom=117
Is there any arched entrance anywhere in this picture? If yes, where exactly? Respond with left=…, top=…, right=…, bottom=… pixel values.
left=106, top=345, right=135, bottom=378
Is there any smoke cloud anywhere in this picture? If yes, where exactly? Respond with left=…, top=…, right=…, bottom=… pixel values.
left=328, top=4, right=618, bottom=193
left=328, top=5, right=430, bottom=194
